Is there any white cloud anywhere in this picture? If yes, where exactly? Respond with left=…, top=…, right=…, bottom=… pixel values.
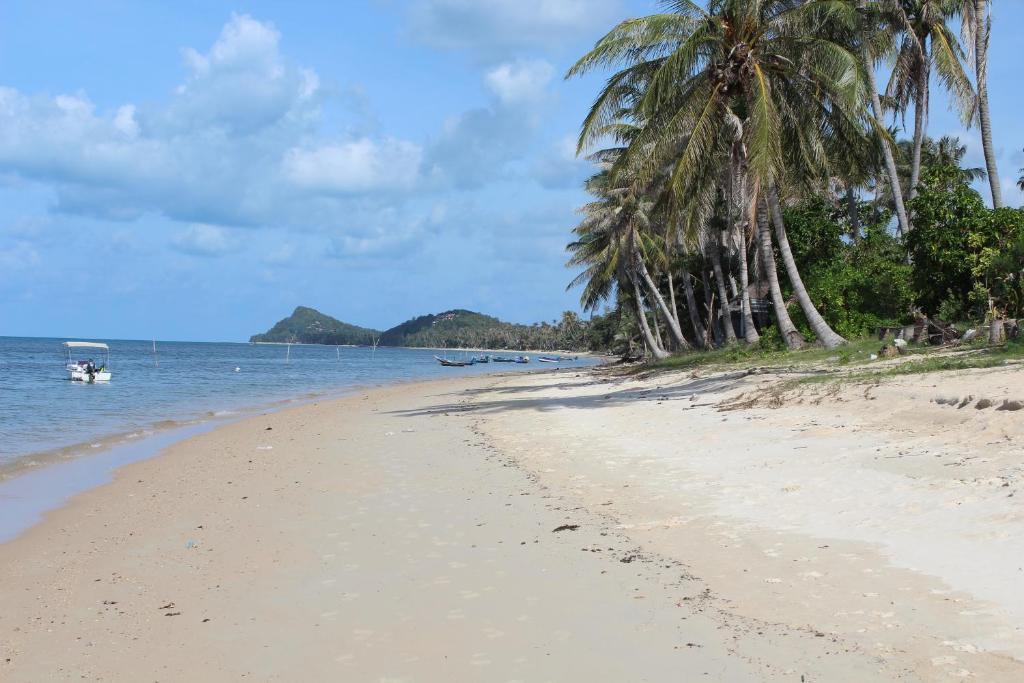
left=484, top=59, right=554, bottom=104
left=532, top=134, right=591, bottom=189
left=171, top=224, right=237, bottom=256
left=0, top=14, right=424, bottom=230
left=405, top=0, right=622, bottom=58
left=283, top=137, right=423, bottom=193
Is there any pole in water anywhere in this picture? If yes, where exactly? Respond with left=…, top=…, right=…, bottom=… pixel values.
left=336, top=346, right=340, bottom=361
left=152, top=339, right=159, bottom=367
left=286, top=343, right=291, bottom=364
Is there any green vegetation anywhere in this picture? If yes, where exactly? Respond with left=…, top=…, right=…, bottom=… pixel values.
left=379, top=309, right=593, bottom=350
left=252, top=307, right=610, bottom=351
left=785, top=336, right=1024, bottom=388
left=250, top=306, right=380, bottom=346
left=562, top=1, right=1019, bottom=367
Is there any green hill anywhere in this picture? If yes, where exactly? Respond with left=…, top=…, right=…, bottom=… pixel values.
left=249, top=306, right=380, bottom=345
left=251, top=306, right=592, bottom=351
left=380, top=309, right=506, bottom=347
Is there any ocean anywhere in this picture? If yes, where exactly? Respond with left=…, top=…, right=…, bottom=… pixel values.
left=0, top=336, right=599, bottom=469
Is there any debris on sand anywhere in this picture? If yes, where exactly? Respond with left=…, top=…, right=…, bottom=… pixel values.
left=552, top=524, right=580, bottom=533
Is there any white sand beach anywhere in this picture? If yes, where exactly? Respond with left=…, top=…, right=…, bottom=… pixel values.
left=2, top=364, right=1024, bottom=681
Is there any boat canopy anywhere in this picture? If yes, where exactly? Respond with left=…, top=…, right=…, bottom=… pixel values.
left=62, top=341, right=109, bottom=350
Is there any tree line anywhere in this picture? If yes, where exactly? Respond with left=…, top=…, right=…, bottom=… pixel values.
left=565, top=0, right=1023, bottom=359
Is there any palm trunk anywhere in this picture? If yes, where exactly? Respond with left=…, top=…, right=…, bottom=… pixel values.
left=709, top=240, right=737, bottom=344
left=702, top=270, right=720, bottom=346
left=768, top=188, right=846, bottom=348
left=630, top=274, right=669, bottom=360
left=860, top=3, right=910, bottom=236
left=667, top=272, right=682, bottom=333
left=846, top=186, right=861, bottom=243
left=632, top=241, right=691, bottom=350
left=908, top=43, right=930, bottom=202
left=735, top=222, right=760, bottom=344
left=975, top=0, right=1003, bottom=208
left=652, top=306, right=666, bottom=350
left=682, top=270, right=709, bottom=348
left=758, top=198, right=805, bottom=350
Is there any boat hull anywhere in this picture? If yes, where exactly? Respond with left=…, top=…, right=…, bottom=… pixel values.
left=68, top=369, right=111, bottom=383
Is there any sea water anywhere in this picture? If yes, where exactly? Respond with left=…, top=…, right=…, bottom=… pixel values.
left=0, top=336, right=599, bottom=468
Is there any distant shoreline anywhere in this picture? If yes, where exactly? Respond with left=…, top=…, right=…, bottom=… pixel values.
left=250, top=340, right=602, bottom=356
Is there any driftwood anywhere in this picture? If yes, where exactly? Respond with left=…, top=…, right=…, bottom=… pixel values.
left=875, top=316, right=960, bottom=346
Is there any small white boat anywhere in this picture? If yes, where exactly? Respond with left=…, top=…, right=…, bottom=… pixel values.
left=63, top=341, right=112, bottom=383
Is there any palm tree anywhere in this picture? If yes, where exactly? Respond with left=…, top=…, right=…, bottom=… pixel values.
left=756, top=197, right=806, bottom=349
left=569, top=0, right=860, bottom=347
left=889, top=135, right=984, bottom=193
left=567, top=167, right=691, bottom=357
left=929, top=135, right=986, bottom=181
left=886, top=0, right=974, bottom=205
left=846, top=0, right=913, bottom=237
left=959, top=0, right=1002, bottom=207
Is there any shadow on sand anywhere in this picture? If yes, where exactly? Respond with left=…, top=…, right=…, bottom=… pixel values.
left=387, top=370, right=757, bottom=419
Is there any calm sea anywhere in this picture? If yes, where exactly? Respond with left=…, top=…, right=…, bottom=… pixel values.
left=0, top=336, right=597, bottom=468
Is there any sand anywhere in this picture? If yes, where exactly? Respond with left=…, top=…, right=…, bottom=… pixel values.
left=2, top=364, right=1023, bottom=680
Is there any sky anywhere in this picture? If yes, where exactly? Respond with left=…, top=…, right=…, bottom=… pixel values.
left=1, top=1, right=1022, bottom=342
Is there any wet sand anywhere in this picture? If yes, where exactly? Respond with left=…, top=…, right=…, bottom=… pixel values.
left=2, top=366, right=1021, bottom=680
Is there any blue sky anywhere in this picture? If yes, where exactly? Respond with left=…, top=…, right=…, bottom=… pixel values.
left=1, top=1, right=1022, bottom=341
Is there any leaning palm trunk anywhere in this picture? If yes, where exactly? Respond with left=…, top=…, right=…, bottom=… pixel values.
left=681, top=270, right=709, bottom=348
left=860, top=2, right=911, bottom=236
left=768, top=188, right=846, bottom=348
left=908, top=51, right=930, bottom=201
left=735, top=222, right=760, bottom=344
left=702, top=270, right=723, bottom=346
left=757, top=199, right=805, bottom=350
left=630, top=274, right=669, bottom=360
left=709, top=240, right=737, bottom=344
left=632, top=242, right=691, bottom=350
left=974, top=0, right=1003, bottom=207
left=667, top=272, right=682, bottom=334
left=652, top=307, right=666, bottom=350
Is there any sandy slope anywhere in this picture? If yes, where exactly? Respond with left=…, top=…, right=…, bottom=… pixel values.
left=2, top=363, right=1022, bottom=680
left=471, top=364, right=1024, bottom=680
left=0, top=374, right=887, bottom=682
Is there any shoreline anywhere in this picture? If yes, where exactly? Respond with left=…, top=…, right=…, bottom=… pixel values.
left=3, top=363, right=1022, bottom=679
left=1, top=343, right=601, bottom=480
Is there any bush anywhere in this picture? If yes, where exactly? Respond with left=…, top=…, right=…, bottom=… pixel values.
left=906, top=166, right=1024, bottom=320
left=782, top=201, right=914, bottom=339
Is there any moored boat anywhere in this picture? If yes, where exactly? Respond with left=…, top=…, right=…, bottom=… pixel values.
left=63, top=341, right=112, bottom=382
left=434, top=355, right=469, bottom=367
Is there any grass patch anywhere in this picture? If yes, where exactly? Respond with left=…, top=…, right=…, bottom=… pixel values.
left=632, top=335, right=1024, bottom=385
left=639, top=337, right=884, bottom=374
left=786, top=336, right=1024, bottom=388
